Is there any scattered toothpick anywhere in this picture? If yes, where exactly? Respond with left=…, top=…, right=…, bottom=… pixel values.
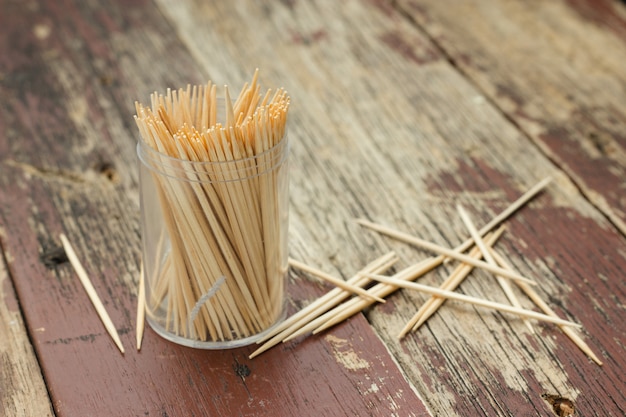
left=248, top=176, right=600, bottom=368
left=288, top=258, right=386, bottom=303
left=253, top=178, right=554, bottom=350
left=309, top=257, right=446, bottom=336
left=59, top=233, right=125, bottom=354
left=249, top=252, right=397, bottom=359
left=366, top=274, right=581, bottom=328
left=489, top=247, right=603, bottom=365
left=457, top=204, right=535, bottom=334
left=398, top=227, right=505, bottom=338
left=136, top=262, right=145, bottom=351
left=358, top=177, right=552, bottom=256
left=356, top=218, right=536, bottom=286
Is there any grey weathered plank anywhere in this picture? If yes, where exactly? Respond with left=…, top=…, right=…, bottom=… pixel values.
left=0, top=253, right=54, bottom=417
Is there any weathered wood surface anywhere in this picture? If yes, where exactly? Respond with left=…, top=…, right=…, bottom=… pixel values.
left=398, top=0, right=626, bottom=235
left=0, top=254, right=54, bottom=417
left=1, top=0, right=625, bottom=416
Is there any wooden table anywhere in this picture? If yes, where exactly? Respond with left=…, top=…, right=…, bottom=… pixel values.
left=1, top=0, right=625, bottom=415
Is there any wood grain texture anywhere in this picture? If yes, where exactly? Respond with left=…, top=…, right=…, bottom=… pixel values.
left=398, top=0, right=626, bottom=235
left=1, top=0, right=625, bottom=415
left=0, top=253, right=54, bottom=417
left=0, top=0, right=429, bottom=415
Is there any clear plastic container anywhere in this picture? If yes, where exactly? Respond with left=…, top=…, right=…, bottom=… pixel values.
left=137, top=134, right=289, bottom=349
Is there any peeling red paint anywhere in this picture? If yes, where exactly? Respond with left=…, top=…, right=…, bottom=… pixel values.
left=424, top=157, right=523, bottom=206
left=380, top=30, right=439, bottom=65
left=537, top=106, right=626, bottom=229
left=565, top=0, right=626, bottom=38
left=366, top=0, right=401, bottom=19
left=420, top=155, right=625, bottom=412
left=289, top=28, right=328, bottom=46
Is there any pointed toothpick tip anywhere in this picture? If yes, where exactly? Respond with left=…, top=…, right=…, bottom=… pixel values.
left=136, top=261, right=146, bottom=351
left=60, top=233, right=125, bottom=355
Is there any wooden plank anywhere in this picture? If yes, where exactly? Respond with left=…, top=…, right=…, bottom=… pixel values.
left=152, top=0, right=626, bottom=415
left=0, top=252, right=54, bottom=417
left=2, top=0, right=625, bottom=415
left=397, top=0, right=626, bottom=235
left=0, top=0, right=429, bottom=415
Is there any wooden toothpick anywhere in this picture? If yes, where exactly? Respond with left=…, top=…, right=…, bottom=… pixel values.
left=488, top=247, right=603, bottom=365
left=358, top=177, right=551, bottom=254
left=398, top=227, right=505, bottom=338
left=310, top=257, right=445, bottom=336
left=457, top=204, right=535, bottom=334
left=136, top=262, right=146, bottom=351
left=356, top=219, right=536, bottom=286
left=249, top=252, right=397, bottom=359
left=135, top=72, right=291, bottom=341
left=366, top=274, right=581, bottom=328
left=288, top=258, right=386, bottom=303
left=59, top=233, right=125, bottom=354
left=357, top=219, right=537, bottom=285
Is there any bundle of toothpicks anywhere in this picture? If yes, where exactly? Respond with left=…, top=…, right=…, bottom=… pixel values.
left=134, top=70, right=289, bottom=342
left=249, top=178, right=603, bottom=365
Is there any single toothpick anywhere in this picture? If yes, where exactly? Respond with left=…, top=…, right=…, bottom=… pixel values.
left=488, top=247, right=603, bottom=366
left=356, top=219, right=536, bottom=286
left=288, top=258, right=386, bottom=303
left=457, top=204, right=535, bottom=334
left=59, top=233, right=125, bottom=354
left=136, top=262, right=146, bottom=351
left=366, top=274, right=581, bottom=328
left=398, top=227, right=505, bottom=338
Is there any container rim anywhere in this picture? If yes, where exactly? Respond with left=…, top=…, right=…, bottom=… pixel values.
left=137, top=132, right=289, bottom=182
left=137, top=130, right=288, bottom=167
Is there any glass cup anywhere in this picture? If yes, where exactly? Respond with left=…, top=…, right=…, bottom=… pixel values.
left=137, top=133, right=289, bottom=349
